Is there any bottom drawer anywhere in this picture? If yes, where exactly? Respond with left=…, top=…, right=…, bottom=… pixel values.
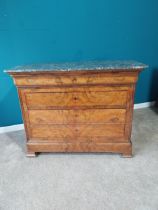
left=29, top=124, right=126, bottom=142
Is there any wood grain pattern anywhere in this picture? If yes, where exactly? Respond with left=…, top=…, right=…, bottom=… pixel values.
left=28, top=109, right=126, bottom=124
left=25, top=90, right=127, bottom=109
left=29, top=124, right=125, bottom=142
left=13, top=71, right=138, bottom=86
left=8, top=69, right=142, bottom=157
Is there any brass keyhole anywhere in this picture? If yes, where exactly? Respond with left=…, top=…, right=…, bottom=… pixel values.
left=72, top=77, right=77, bottom=82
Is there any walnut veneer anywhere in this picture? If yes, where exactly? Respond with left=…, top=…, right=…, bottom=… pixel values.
left=6, top=61, right=146, bottom=157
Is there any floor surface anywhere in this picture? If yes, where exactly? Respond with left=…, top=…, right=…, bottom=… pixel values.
left=0, top=108, right=158, bottom=210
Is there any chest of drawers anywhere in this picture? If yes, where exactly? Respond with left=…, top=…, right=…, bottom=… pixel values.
left=6, top=61, right=147, bottom=157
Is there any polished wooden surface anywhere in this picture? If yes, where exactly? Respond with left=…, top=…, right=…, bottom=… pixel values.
left=13, top=72, right=138, bottom=86
left=30, top=124, right=125, bottom=141
left=25, top=89, right=127, bottom=108
left=8, top=69, right=142, bottom=157
left=28, top=109, right=126, bottom=124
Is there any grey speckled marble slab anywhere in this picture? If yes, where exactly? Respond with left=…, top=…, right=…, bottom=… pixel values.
left=5, top=60, right=148, bottom=73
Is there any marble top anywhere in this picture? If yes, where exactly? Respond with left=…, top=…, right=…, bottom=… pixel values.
left=5, top=60, right=148, bottom=73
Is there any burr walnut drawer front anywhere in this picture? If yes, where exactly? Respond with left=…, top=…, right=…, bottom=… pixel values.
left=29, top=124, right=126, bottom=142
left=25, top=89, right=128, bottom=109
left=27, top=109, right=127, bottom=142
left=28, top=109, right=126, bottom=124
left=14, top=73, right=138, bottom=86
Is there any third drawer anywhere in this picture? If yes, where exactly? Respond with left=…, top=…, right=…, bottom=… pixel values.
left=28, top=109, right=126, bottom=125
